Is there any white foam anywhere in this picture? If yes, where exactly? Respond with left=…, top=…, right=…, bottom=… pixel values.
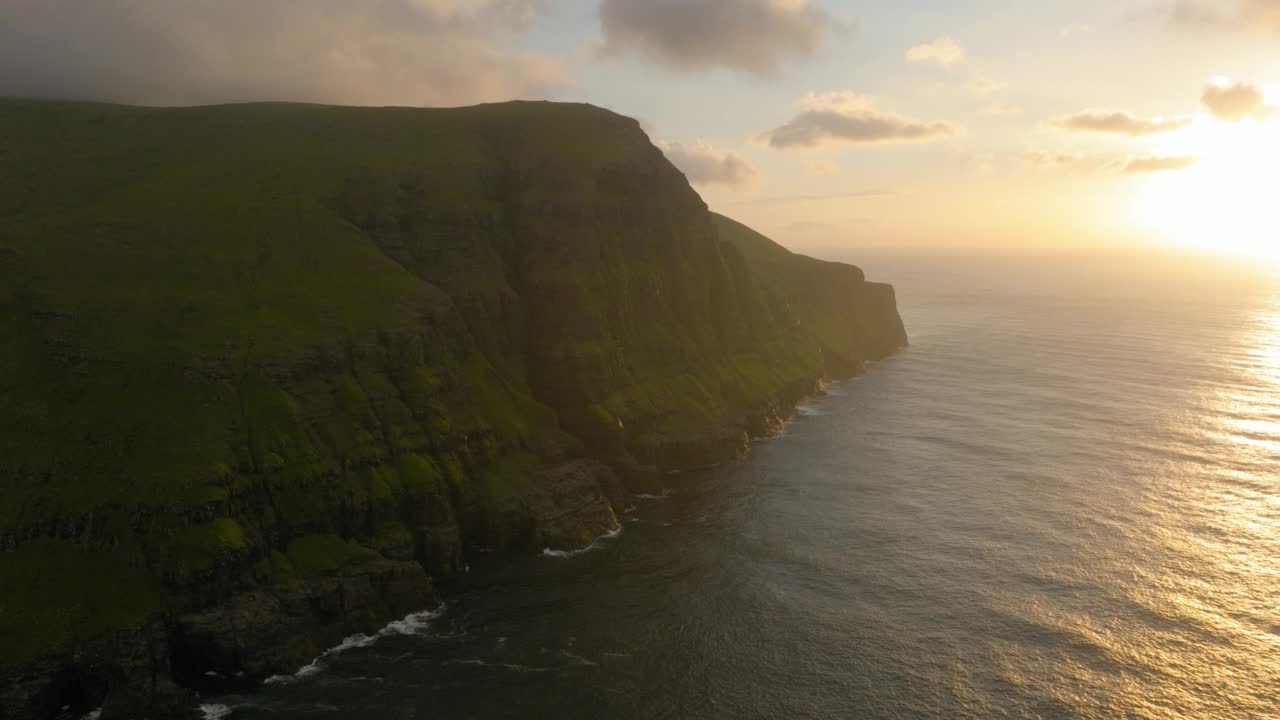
left=200, top=705, right=234, bottom=720
left=380, top=608, right=444, bottom=637
left=541, top=526, right=622, bottom=558
left=79, top=711, right=102, bottom=720
left=559, top=650, right=597, bottom=666
left=796, top=404, right=827, bottom=417
left=263, top=606, right=444, bottom=685
left=633, top=490, right=671, bottom=500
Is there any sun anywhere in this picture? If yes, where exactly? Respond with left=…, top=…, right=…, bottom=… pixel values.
left=1131, top=108, right=1280, bottom=261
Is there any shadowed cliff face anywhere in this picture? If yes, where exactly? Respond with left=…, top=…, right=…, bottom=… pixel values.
left=0, top=99, right=906, bottom=719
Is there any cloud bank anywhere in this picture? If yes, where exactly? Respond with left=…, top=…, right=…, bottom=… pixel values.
left=0, top=0, right=565, bottom=106
left=1053, top=111, right=1192, bottom=136
left=658, top=140, right=757, bottom=186
left=598, top=0, right=837, bottom=76
left=759, top=92, right=960, bottom=149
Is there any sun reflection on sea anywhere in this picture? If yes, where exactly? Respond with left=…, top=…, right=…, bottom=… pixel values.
left=1201, top=298, right=1280, bottom=649
left=1217, top=302, right=1280, bottom=458
left=1118, top=290, right=1280, bottom=716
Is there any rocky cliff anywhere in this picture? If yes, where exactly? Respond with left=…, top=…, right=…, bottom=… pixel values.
left=0, top=99, right=906, bottom=719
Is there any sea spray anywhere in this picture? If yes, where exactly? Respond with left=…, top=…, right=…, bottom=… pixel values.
left=263, top=607, right=445, bottom=685
left=199, top=705, right=233, bottom=720
left=541, top=526, right=623, bottom=559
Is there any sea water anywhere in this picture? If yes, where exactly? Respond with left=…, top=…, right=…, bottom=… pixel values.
left=207, top=250, right=1280, bottom=719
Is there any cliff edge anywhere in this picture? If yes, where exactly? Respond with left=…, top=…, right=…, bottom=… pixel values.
left=0, top=99, right=906, bottom=719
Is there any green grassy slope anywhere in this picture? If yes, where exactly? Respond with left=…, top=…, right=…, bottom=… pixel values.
left=0, top=99, right=905, bottom=681
left=713, top=213, right=907, bottom=368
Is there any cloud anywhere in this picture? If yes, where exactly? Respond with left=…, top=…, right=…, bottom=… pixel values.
left=968, top=76, right=1008, bottom=96
left=805, top=160, right=842, bottom=175
left=658, top=140, right=757, bottom=186
left=905, top=37, right=966, bottom=67
left=1023, top=151, right=1197, bottom=175
left=0, top=0, right=565, bottom=106
left=1143, top=0, right=1280, bottom=32
left=1122, top=155, right=1199, bottom=173
left=1053, top=111, right=1192, bottom=136
left=1021, top=151, right=1121, bottom=173
left=759, top=93, right=961, bottom=149
left=1023, top=151, right=1088, bottom=168
left=1201, top=79, right=1276, bottom=120
left=597, top=0, right=837, bottom=76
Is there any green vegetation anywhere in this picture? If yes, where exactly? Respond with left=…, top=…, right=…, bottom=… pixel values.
left=0, top=99, right=904, bottom=675
left=0, top=540, right=163, bottom=668
left=284, top=534, right=377, bottom=578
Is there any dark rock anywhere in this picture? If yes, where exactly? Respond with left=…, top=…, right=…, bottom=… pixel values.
left=171, top=559, right=436, bottom=683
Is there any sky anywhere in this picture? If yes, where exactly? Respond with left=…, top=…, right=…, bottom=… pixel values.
left=3, top=0, right=1279, bottom=257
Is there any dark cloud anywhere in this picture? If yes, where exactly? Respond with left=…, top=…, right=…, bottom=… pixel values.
left=1122, top=156, right=1199, bottom=173
left=761, top=109, right=958, bottom=148
left=0, top=0, right=565, bottom=106
left=759, top=93, right=959, bottom=149
left=1053, top=111, right=1192, bottom=136
left=659, top=141, right=757, bottom=186
left=1201, top=80, right=1275, bottom=120
left=598, top=0, right=837, bottom=76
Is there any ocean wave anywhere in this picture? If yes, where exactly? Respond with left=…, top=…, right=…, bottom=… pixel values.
left=200, top=705, right=234, bottom=720
left=264, top=607, right=444, bottom=685
left=633, top=491, right=671, bottom=500
left=542, top=526, right=622, bottom=559
left=381, top=608, right=445, bottom=637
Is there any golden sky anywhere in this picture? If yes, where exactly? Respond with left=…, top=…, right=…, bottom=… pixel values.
left=3, top=0, right=1278, bottom=259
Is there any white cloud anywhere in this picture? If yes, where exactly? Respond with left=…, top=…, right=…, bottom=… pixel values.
left=968, top=76, right=1008, bottom=96
left=905, top=37, right=966, bottom=68
left=1200, top=79, right=1276, bottom=120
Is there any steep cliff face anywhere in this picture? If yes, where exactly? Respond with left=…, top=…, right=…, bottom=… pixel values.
left=0, top=99, right=906, bottom=719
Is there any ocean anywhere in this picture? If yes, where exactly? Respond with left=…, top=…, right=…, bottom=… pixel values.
left=203, top=250, right=1280, bottom=720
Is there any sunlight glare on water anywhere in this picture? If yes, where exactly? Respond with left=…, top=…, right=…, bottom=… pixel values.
left=212, top=253, right=1280, bottom=720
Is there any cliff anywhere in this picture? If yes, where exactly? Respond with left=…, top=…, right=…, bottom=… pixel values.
left=0, top=99, right=906, bottom=719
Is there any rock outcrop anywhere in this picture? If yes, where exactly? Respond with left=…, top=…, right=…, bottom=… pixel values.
left=0, top=99, right=906, bottom=719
